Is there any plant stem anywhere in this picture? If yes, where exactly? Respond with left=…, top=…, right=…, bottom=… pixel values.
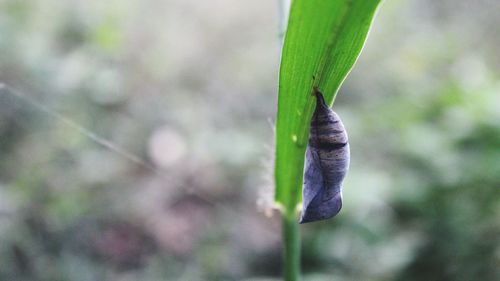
left=283, top=212, right=300, bottom=281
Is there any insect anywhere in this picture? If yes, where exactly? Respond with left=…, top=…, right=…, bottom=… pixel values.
left=299, top=89, right=350, bottom=224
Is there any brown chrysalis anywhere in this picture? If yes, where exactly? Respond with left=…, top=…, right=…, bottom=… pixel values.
left=300, top=89, right=350, bottom=223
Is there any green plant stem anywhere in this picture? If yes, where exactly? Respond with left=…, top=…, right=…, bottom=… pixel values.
left=283, top=212, right=300, bottom=281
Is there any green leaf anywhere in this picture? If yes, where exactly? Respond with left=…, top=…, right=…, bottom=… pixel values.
left=275, top=0, right=381, bottom=214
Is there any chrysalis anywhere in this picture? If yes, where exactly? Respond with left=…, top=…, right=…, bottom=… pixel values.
left=299, top=89, right=350, bottom=224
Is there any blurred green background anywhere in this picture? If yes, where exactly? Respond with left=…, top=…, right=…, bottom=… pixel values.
left=0, top=0, right=499, bottom=280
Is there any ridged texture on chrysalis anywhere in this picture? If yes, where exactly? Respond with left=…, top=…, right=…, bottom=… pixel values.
left=299, top=90, right=350, bottom=224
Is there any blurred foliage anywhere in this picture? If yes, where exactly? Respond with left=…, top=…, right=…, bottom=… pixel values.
left=0, top=0, right=499, bottom=281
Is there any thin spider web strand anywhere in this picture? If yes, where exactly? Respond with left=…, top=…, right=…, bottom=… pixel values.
left=0, top=82, right=280, bottom=235
left=0, top=83, right=156, bottom=171
left=0, top=83, right=226, bottom=209
left=0, top=83, right=217, bottom=207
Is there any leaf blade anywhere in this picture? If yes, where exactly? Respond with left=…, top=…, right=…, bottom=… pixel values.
left=275, top=0, right=381, bottom=212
